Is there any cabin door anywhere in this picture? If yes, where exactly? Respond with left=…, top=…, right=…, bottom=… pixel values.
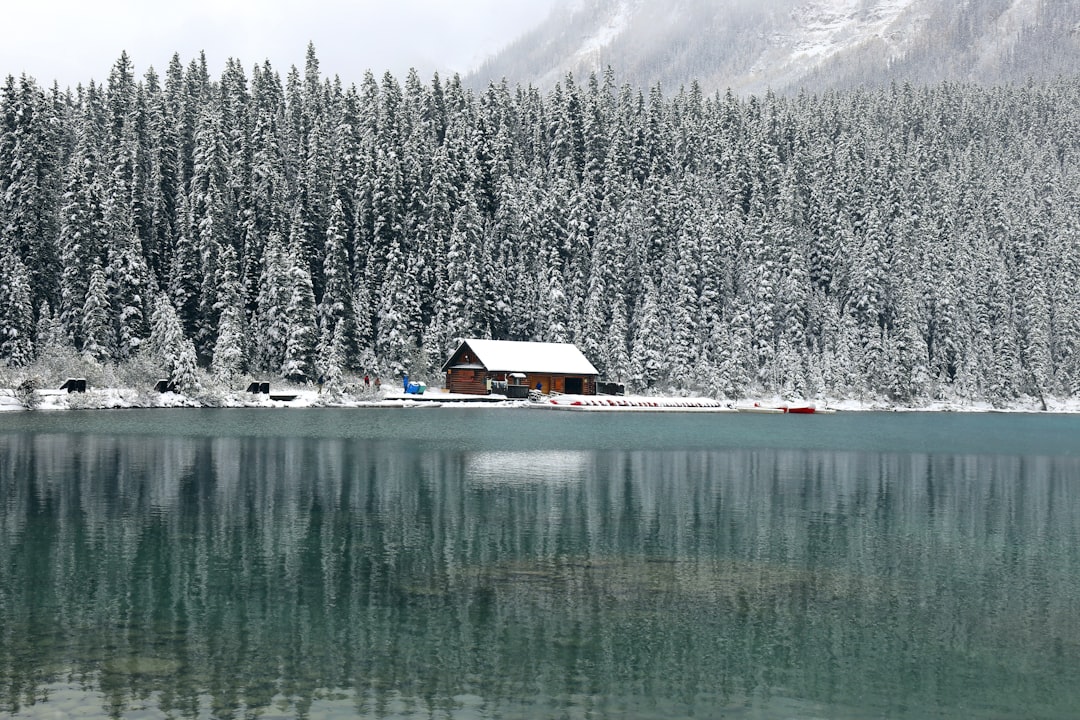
left=564, top=377, right=583, bottom=394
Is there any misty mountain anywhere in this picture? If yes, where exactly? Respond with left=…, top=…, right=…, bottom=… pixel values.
left=468, top=0, right=1080, bottom=94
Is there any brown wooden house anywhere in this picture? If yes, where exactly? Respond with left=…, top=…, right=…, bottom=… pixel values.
left=442, top=339, right=600, bottom=396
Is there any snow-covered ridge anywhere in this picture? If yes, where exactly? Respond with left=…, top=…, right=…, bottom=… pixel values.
left=782, top=0, right=919, bottom=64
left=534, top=0, right=640, bottom=87
left=475, top=0, right=1070, bottom=95
left=577, top=0, right=637, bottom=56
left=974, top=0, right=1040, bottom=70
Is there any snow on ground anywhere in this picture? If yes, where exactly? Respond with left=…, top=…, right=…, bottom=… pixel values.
left=2, top=386, right=1079, bottom=414
left=0, top=391, right=22, bottom=412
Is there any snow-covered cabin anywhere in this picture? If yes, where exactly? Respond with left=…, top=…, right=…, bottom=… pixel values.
left=441, top=339, right=599, bottom=396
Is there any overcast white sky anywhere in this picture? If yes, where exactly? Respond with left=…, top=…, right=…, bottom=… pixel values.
left=2, top=0, right=560, bottom=89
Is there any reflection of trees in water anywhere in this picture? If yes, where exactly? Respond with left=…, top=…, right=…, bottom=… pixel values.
left=1, top=434, right=1079, bottom=717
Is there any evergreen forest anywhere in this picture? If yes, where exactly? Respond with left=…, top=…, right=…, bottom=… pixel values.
left=2, top=47, right=1079, bottom=404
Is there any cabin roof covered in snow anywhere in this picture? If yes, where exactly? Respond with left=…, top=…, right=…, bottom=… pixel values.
left=442, top=339, right=599, bottom=375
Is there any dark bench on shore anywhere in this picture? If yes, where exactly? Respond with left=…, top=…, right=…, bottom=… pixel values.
left=598, top=381, right=625, bottom=396
left=245, top=381, right=295, bottom=401
left=505, top=384, right=530, bottom=399
left=60, top=378, right=86, bottom=393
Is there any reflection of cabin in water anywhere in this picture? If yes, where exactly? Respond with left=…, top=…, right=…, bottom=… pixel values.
left=442, top=339, right=599, bottom=396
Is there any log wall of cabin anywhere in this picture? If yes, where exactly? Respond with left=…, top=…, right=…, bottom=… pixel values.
left=525, top=375, right=597, bottom=395
left=446, top=369, right=597, bottom=396
left=447, top=368, right=488, bottom=395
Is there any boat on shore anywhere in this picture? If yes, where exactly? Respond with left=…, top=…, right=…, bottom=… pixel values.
left=545, top=395, right=736, bottom=412
left=736, top=402, right=836, bottom=414
left=736, top=404, right=786, bottom=414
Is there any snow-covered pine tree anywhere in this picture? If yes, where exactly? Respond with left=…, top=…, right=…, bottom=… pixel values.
left=744, top=214, right=779, bottom=389
left=1013, top=234, right=1053, bottom=407
left=253, top=231, right=290, bottom=372
left=316, top=196, right=355, bottom=366
left=170, top=188, right=200, bottom=337
left=219, top=56, right=253, bottom=259
left=579, top=225, right=613, bottom=377
left=300, top=44, right=332, bottom=286
left=280, top=226, right=318, bottom=381
left=190, top=102, right=230, bottom=359
left=0, top=242, right=35, bottom=365
left=412, top=116, right=451, bottom=330
left=146, top=292, right=200, bottom=393
left=212, top=306, right=244, bottom=382
left=106, top=230, right=153, bottom=361
left=368, top=110, right=406, bottom=290
left=660, top=218, right=701, bottom=389
left=57, top=86, right=109, bottom=349
left=478, top=177, right=520, bottom=340
left=247, top=60, right=289, bottom=297
left=210, top=243, right=245, bottom=380
left=629, top=276, right=664, bottom=391
left=34, top=301, right=63, bottom=358
left=603, top=289, right=632, bottom=385
left=81, top=261, right=113, bottom=363
left=376, top=234, right=422, bottom=377
left=439, top=197, right=483, bottom=342
left=540, top=238, right=570, bottom=344
left=138, top=66, right=176, bottom=286
left=0, top=75, right=62, bottom=313
left=319, top=320, right=348, bottom=396
left=561, top=177, right=597, bottom=339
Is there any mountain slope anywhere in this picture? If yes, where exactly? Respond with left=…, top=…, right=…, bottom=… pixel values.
left=468, top=0, right=1080, bottom=93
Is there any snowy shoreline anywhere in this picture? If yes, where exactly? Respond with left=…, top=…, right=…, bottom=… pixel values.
left=2, top=387, right=1078, bottom=414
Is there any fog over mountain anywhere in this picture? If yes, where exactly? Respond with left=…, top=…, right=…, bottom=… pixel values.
left=468, top=0, right=1080, bottom=94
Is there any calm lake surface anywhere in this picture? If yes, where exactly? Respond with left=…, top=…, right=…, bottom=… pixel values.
left=1, top=408, right=1079, bottom=719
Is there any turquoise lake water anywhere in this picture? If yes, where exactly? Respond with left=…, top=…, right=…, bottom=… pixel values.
left=1, top=408, right=1079, bottom=719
